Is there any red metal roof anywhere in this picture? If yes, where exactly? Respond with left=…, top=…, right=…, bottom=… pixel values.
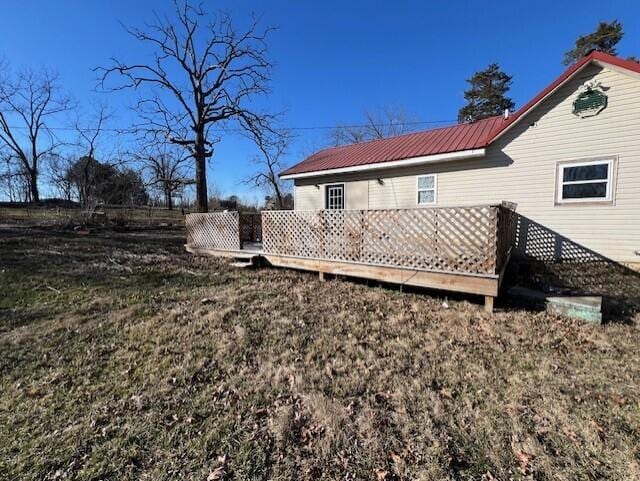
left=282, top=116, right=506, bottom=176
left=282, top=52, right=640, bottom=177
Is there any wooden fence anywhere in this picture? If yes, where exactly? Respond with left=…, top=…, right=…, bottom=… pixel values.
left=261, top=204, right=517, bottom=276
left=0, top=206, right=186, bottom=225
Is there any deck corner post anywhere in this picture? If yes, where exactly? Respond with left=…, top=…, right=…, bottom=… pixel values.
left=484, top=295, right=495, bottom=314
left=319, top=271, right=325, bottom=282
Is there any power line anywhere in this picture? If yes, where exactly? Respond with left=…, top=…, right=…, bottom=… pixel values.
left=1, top=118, right=457, bottom=133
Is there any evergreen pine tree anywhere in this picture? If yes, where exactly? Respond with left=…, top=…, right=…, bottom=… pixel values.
left=563, top=20, right=624, bottom=65
left=458, top=63, right=515, bottom=123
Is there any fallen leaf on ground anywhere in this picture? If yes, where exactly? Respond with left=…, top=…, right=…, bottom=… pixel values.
left=516, top=451, right=535, bottom=474
left=207, top=455, right=227, bottom=481
left=375, top=468, right=388, bottom=481
left=389, top=452, right=402, bottom=465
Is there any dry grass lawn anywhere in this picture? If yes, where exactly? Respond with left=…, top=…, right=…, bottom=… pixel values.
left=1, top=224, right=639, bottom=480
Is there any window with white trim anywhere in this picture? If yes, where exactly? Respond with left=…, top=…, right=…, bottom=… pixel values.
left=417, top=174, right=436, bottom=205
left=325, top=184, right=344, bottom=209
left=556, top=158, right=614, bottom=203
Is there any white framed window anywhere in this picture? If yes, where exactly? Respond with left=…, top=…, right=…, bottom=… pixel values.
left=556, top=158, right=615, bottom=204
left=325, top=184, right=344, bottom=210
left=417, top=174, right=437, bottom=205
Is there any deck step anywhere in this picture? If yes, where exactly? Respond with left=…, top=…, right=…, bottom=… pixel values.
left=547, top=295, right=602, bottom=324
left=508, top=286, right=603, bottom=324
left=232, top=254, right=256, bottom=262
left=230, top=260, right=255, bottom=269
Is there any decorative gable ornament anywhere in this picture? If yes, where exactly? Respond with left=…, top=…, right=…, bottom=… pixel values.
left=573, top=80, right=608, bottom=118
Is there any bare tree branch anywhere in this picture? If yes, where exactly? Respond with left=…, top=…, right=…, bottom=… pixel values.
left=0, top=63, right=71, bottom=203
left=330, top=106, right=419, bottom=147
left=135, top=141, right=193, bottom=210
left=245, top=129, right=291, bottom=209
left=96, top=0, right=277, bottom=212
left=70, top=104, right=114, bottom=210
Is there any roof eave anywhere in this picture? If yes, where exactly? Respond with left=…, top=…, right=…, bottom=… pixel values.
left=280, top=148, right=486, bottom=180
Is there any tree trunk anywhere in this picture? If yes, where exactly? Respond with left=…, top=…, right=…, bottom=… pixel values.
left=81, top=159, right=91, bottom=209
left=165, top=185, right=173, bottom=210
left=274, top=183, right=284, bottom=210
left=28, top=168, right=40, bottom=204
left=194, top=129, right=208, bottom=213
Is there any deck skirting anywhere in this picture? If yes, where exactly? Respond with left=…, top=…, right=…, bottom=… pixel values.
left=185, top=245, right=500, bottom=310
left=262, top=254, right=499, bottom=297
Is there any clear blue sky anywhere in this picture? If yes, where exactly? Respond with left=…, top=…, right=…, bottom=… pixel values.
left=2, top=0, right=639, bottom=202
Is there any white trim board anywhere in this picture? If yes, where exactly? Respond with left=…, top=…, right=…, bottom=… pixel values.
left=280, top=148, right=486, bottom=180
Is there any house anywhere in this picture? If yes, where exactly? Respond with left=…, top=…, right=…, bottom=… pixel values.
left=280, top=52, right=640, bottom=269
left=185, top=51, right=640, bottom=311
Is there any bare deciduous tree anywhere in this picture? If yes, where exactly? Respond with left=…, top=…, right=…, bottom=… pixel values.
left=0, top=64, right=70, bottom=203
left=72, top=105, right=112, bottom=210
left=0, top=151, right=31, bottom=202
left=138, top=143, right=192, bottom=210
left=76, top=104, right=110, bottom=162
left=330, top=106, right=418, bottom=146
left=46, top=153, right=74, bottom=202
left=246, top=130, right=289, bottom=209
left=98, top=0, right=276, bottom=212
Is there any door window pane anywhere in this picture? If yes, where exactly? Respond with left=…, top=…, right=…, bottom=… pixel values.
left=325, top=185, right=344, bottom=209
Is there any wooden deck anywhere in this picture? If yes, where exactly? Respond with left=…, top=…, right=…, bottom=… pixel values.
left=184, top=204, right=517, bottom=312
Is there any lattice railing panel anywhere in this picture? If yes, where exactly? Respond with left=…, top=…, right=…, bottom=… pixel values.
left=262, top=206, right=505, bottom=275
left=186, top=212, right=241, bottom=251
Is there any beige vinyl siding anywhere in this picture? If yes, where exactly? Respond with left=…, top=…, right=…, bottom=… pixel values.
left=369, top=176, right=419, bottom=208
left=346, top=180, right=369, bottom=209
left=294, top=183, right=323, bottom=210
left=295, top=177, right=368, bottom=210
left=292, top=64, right=640, bottom=264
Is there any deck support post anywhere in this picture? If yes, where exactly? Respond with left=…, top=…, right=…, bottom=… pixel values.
left=484, top=296, right=494, bottom=314
left=319, top=271, right=325, bottom=282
